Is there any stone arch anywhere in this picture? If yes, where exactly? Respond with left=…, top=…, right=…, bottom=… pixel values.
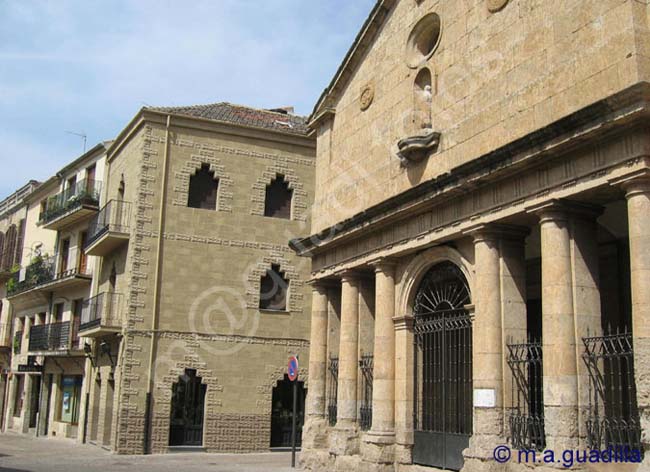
left=251, top=163, right=308, bottom=222
left=397, top=245, right=474, bottom=317
left=246, top=252, right=303, bottom=312
left=173, top=156, right=233, bottom=212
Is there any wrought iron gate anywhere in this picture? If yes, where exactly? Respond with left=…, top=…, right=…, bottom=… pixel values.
left=413, top=262, right=472, bottom=471
left=169, top=369, right=206, bottom=446
left=582, top=327, right=642, bottom=453
left=327, top=356, right=339, bottom=426
left=359, top=354, right=373, bottom=431
left=506, top=337, right=545, bottom=450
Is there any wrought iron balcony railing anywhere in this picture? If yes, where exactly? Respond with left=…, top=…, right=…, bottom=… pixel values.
left=7, top=252, right=90, bottom=297
left=39, top=178, right=101, bottom=225
left=86, top=200, right=131, bottom=248
left=7, top=256, right=55, bottom=296
left=80, top=292, right=123, bottom=332
left=28, top=322, right=70, bottom=352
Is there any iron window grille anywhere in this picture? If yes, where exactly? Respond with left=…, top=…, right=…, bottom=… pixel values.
left=582, top=326, right=642, bottom=454
left=328, top=356, right=339, bottom=426
left=506, top=337, right=546, bottom=451
left=359, top=354, right=373, bottom=431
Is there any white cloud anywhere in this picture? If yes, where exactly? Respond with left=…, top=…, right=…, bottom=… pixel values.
left=0, top=0, right=376, bottom=196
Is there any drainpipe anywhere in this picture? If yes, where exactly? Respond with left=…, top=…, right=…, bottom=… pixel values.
left=144, top=114, right=172, bottom=454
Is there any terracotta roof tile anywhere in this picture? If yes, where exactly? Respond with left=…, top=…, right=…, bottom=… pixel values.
left=149, top=102, right=309, bottom=136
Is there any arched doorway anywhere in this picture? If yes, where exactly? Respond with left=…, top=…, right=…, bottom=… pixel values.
left=270, top=374, right=306, bottom=448
left=413, top=261, right=472, bottom=470
left=169, top=369, right=206, bottom=446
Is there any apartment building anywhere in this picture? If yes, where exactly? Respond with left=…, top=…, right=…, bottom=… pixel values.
left=0, top=180, right=40, bottom=427
left=3, top=144, right=108, bottom=439
left=295, top=1, right=650, bottom=471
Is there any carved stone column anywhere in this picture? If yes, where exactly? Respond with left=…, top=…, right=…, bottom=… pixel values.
left=330, top=271, right=361, bottom=456
left=302, top=281, right=329, bottom=450
left=529, top=200, right=600, bottom=451
left=464, top=224, right=528, bottom=468
left=615, top=173, right=650, bottom=451
left=362, top=259, right=396, bottom=465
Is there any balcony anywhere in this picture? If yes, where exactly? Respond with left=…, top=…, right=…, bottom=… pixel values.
left=84, top=200, right=131, bottom=256
left=6, top=255, right=91, bottom=309
left=28, top=322, right=76, bottom=354
left=39, top=178, right=101, bottom=230
left=79, top=292, right=123, bottom=337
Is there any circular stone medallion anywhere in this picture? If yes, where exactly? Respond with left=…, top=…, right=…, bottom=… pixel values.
left=360, top=84, right=374, bottom=110
left=487, top=0, right=509, bottom=12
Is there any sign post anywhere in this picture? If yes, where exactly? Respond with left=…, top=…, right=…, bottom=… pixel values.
left=287, top=355, right=299, bottom=468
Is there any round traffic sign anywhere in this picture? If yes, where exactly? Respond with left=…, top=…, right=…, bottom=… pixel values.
left=288, top=355, right=299, bottom=381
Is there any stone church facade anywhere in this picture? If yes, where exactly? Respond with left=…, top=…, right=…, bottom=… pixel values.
left=294, top=0, right=650, bottom=471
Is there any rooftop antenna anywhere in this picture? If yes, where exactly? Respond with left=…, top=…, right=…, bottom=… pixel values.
left=65, top=130, right=87, bottom=154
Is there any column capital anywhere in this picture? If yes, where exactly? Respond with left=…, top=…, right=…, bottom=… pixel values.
left=306, top=277, right=338, bottom=290
left=368, top=257, right=397, bottom=274
left=335, top=268, right=364, bottom=284
left=464, top=223, right=529, bottom=243
left=393, top=315, right=414, bottom=331
left=526, top=199, right=603, bottom=223
left=609, top=169, right=650, bottom=197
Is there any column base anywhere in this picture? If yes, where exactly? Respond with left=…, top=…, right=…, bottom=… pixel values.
left=544, top=405, right=579, bottom=451
left=361, top=430, right=395, bottom=464
left=463, top=407, right=506, bottom=471
left=302, top=415, right=330, bottom=450
left=299, top=448, right=333, bottom=471
left=329, top=422, right=360, bottom=456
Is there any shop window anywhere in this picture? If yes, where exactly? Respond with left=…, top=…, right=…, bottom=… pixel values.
left=259, top=264, right=289, bottom=311
left=59, top=375, right=82, bottom=424
left=187, top=164, right=219, bottom=210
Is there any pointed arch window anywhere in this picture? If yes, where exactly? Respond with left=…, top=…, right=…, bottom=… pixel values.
left=264, top=174, right=292, bottom=219
left=259, top=264, right=289, bottom=311
left=187, top=164, right=219, bottom=210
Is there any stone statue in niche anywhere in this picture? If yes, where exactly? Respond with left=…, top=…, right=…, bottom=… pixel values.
left=396, top=67, right=440, bottom=166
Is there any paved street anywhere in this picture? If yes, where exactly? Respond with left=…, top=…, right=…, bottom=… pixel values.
left=0, top=433, right=299, bottom=472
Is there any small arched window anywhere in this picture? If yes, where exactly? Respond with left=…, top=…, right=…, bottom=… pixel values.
left=264, top=174, right=292, bottom=219
left=187, top=164, right=219, bottom=210
left=259, top=264, right=289, bottom=311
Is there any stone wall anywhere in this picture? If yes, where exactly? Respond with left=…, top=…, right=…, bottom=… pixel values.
left=312, top=0, right=649, bottom=233
left=112, top=116, right=315, bottom=454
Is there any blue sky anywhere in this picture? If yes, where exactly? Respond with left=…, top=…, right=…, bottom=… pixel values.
left=0, top=0, right=375, bottom=198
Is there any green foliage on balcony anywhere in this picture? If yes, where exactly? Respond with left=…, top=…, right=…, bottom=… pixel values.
left=40, top=178, right=101, bottom=225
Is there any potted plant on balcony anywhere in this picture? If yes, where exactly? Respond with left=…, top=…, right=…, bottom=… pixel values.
left=13, top=332, right=21, bottom=354
left=6, top=264, right=20, bottom=294
left=26, top=253, right=51, bottom=286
